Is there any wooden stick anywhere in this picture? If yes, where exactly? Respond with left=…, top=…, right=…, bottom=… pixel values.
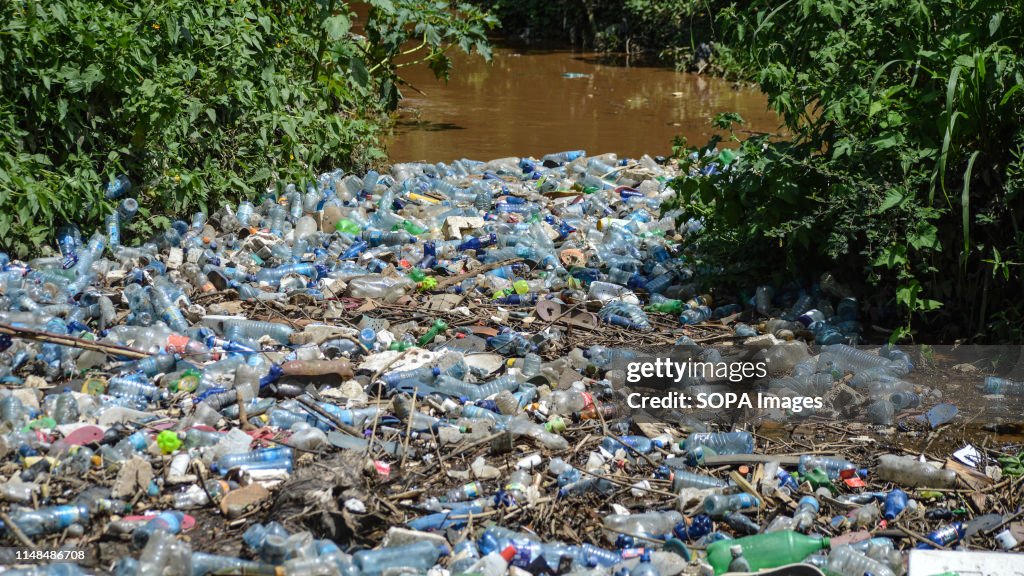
left=0, top=510, right=37, bottom=550
left=432, top=258, right=524, bottom=290
left=294, top=396, right=365, bottom=437
left=0, top=321, right=150, bottom=359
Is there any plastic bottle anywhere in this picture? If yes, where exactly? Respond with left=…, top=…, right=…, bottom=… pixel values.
left=132, top=510, right=185, bottom=549
left=52, top=387, right=80, bottom=424
left=791, top=496, right=819, bottom=532
left=705, top=531, right=830, bottom=575
left=450, top=540, right=482, bottom=574
left=507, top=415, right=568, bottom=451
left=602, top=511, right=682, bottom=541
left=882, top=488, right=908, bottom=520
left=223, top=319, right=294, bottom=345
left=243, top=521, right=291, bottom=564
left=754, top=285, right=774, bottom=315
left=876, top=454, right=956, bottom=488
left=352, top=540, right=446, bottom=576
left=0, top=503, right=90, bottom=536
left=703, top=493, right=761, bottom=517
left=213, top=446, right=294, bottom=475
left=600, top=435, right=654, bottom=455
left=982, top=376, right=1024, bottom=396
left=672, top=514, right=713, bottom=542
left=723, top=544, right=751, bottom=573
left=442, top=482, right=484, bottom=503
left=916, top=522, right=966, bottom=549
left=798, top=455, right=857, bottom=480
left=682, top=431, right=754, bottom=456
left=172, top=479, right=232, bottom=509
left=818, top=344, right=907, bottom=376
left=826, top=545, right=897, bottom=576
left=671, top=469, right=729, bottom=491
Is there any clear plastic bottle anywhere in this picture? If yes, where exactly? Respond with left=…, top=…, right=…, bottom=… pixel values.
left=682, top=431, right=755, bottom=456
left=190, top=553, right=274, bottom=576
left=352, top=540, right=446, bottom=576
left=52, top=387, right=80, bottom=424
left=548, top=387, right=593, bottom=415
left=598, top=300, right=652, bottom=330
left=982, top=376, right=1024, bottom=396
left=450, top=540, right=482, bottom=574
left=602, top=511, right=682, bottom=541
left=507, top=415, right=568, bottom=451
left=671, top=469, right=729, bottom=491
left=826, top=545, right=896, bottom=576
left=703, top=493, right=761, bottom=517
left=3, top=503, right=91, bottom=536
left=132, top=510, right=185, bottom=549
left=172, top=479, right=232, bottom=509
left=798, top=455, right=857, bottom=480
left=818, top=344, right=907, bottom=376
left=223, top=319, right=294, bottom=345
left=213, top=446, right=294, bottom=475
left=381, top=366, right=439, bottom=386
left=138, top=528, right=192, bottom=576
left=791, top=496, right=819, bottom=532
left=754, top=285, right=774, bottom=315
left=875, top=454, right=956, bottom=488
left=600, top=435, right=654, bottom=454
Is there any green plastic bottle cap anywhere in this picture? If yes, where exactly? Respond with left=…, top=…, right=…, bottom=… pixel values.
left=157, top=430, right=182, bottom=454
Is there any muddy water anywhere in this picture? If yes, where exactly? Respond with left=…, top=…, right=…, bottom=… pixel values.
left=387, top=45, right=779, bottom=163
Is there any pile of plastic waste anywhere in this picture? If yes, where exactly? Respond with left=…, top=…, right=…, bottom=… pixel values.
left=0, top=150, right=1021, bottom=575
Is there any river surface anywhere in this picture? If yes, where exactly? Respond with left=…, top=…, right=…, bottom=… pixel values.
left=387, top=45, right=779, bottom=163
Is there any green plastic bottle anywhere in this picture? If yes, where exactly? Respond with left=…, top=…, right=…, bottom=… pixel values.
left=645, top=299, right=683, bottom=314
left=396, top=220, right=427, bottom=235
left=705, top=531, right=829, bottom=575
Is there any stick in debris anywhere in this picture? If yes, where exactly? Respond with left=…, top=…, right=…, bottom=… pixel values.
left=0, top=321, right=150, bottom=359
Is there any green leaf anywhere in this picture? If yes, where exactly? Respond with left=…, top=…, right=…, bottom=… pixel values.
left=877, top=189, right=904, bottom=212
left=961, top=150, right=980, bottom=267
left=323, top=15, right=350, bottom=40
left=908, top=222, right=938, bottom=251
left=350, top=56, right=369, bottom=88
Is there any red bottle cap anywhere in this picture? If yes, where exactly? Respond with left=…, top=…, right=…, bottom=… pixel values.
left=500, top=545, right=517, bottom=563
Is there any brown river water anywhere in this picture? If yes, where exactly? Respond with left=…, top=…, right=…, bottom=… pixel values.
left=387, top=45, right=780, bottom=163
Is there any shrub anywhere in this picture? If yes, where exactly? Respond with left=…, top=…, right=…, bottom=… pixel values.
left=672, top=0, right=1024, bottom=342
left=0, top=0, right=494, bottom=256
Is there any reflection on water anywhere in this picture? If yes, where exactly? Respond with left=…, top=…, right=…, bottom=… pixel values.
left=387, top=46, right=779, bottom=163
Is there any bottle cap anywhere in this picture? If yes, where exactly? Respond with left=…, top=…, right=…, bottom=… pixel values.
left=500, top=545, right=517, bottom=563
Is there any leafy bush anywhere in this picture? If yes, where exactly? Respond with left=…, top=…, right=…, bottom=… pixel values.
left=672, top=0, right=1024, bottom=342
left=0, top=0, right=493, bottom=257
